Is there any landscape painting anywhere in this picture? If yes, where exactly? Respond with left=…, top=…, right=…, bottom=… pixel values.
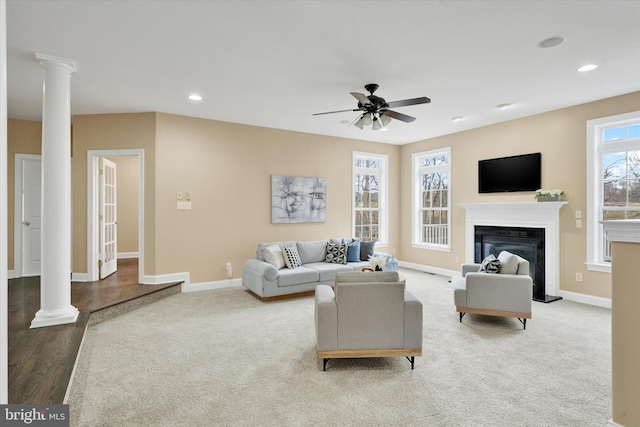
left=271, top=175, right=327, bottom=224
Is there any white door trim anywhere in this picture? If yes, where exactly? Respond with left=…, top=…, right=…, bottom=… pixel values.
left=13, top=153, right=42, bottom=279
left=86, top=149, right=144, bottom=283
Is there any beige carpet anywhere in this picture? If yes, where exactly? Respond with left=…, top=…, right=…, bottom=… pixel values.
left=69, top=268, right=611, bottom=426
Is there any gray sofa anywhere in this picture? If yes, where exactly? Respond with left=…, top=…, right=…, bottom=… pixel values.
left=242, top=239, right=373, bottom=300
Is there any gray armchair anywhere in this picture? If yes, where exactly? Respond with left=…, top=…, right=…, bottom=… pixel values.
left=451, top=251, right=533, bottom=329
left=314, top=271, right=423, bottom=371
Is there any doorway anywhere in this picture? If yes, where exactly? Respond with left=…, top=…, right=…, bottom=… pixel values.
left=87, top=149, right=144, bottom=283
left=13, top=154, right=42, bottom=277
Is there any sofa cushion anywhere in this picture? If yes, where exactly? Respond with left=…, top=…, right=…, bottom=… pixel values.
left=283, top=244, right=302, bottom=269
left=277, top=266, right=319, bottom=287
left=345, top=239, right=361, bottom=262
left=478, top=254, right=500, bottom=274
left=360, top=241, right=376, bottom=261
left=325, top=243, right=348, bottom=264
left=262, top=244, right=285, bottom=269
left=297, top=240, right=329, bottom=264
left=256, top=241, right=295, bottom=261
left=305, top=262, right=353, bottom=281
left=497, top=251, right=518, bottom=275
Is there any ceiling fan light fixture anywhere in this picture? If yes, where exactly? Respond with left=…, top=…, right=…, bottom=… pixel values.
left=363, top=113, right=373, bottom=126
left=380, top=114, right=391, bottom=126
left=372, top=117, right=382, bottom=131
left=354, top=115, right=366, bottom=129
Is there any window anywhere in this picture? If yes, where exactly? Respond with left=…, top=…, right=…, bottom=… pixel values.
left=352, top=152, right=388, bottom=244
left=587, top=111, right=640, bottom=272
left=412, top=148, right=451, bottom=250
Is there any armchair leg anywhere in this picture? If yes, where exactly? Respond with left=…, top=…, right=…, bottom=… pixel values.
left=406, top=356, right=415, bottom=370
left=323, top=358, right=329, bottom=371
left=517, top=318, right=527, bottom=330
left=459, top=312, right=466, bottom=323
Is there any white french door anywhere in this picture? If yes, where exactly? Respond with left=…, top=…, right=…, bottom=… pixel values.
left=21, top=158, right=42, bottom=276
left=99, top=157, right=118, bottom=279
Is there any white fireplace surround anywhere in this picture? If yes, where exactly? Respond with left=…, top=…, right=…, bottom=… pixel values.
left=459, top=202, right=567, bottom=297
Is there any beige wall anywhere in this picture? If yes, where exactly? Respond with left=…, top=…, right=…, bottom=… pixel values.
left=8, top=92, right=640, bottom=299
left=7, top=119, right=42, bottom=271
left=154, top=113, right=400, bottom=283
left=400, top=91, right=640, bottom=300
left=71, top=113, right=156, bottom=275
left=107, top=156, right=138, bottom=255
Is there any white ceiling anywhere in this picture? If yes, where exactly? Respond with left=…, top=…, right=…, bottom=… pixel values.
left=6, top=0, right=640, bottom=145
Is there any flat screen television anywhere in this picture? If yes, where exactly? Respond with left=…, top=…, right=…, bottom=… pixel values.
left=478, top=152, right=541, bottom=193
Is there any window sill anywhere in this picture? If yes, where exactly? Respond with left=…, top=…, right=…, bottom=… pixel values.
left=586, top=262, right=611, bottom=274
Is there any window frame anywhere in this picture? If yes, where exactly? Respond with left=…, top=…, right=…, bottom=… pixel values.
left=586, top=111, right=640, bottom=273
left=412, top=147, right=451, bottom=252
left=352, top=151, right=388, bottom=246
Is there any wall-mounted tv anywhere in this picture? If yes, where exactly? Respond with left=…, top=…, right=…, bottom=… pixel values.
left=478, top=152, right=541, bottom=193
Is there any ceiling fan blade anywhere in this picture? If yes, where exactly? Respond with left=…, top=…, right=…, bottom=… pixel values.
left=386, top=96, right=431, bottom=109
left=350, top=92, right=371, bottom=105
left=312, top=108, right=359, bottom=116
left=382, top=110, right=416, bottom=123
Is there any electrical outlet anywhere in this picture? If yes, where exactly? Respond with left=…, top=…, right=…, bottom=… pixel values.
left=576, top=219, right=582, bottom=228
left=455, top=256, right=460, bottom=263
left=575, top=210, right=582, bottom=219
left=176, top=191, right=183, bottom=200
left=576, top=273, right=583, bottom=282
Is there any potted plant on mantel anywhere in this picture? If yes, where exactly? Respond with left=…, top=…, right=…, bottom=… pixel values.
left=535, top=189, right=564, bottom=202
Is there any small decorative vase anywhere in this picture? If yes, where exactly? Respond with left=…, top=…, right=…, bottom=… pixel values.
left=375, top=265, right=382, bottom=271
left=387, top=255, right=398, bottom=272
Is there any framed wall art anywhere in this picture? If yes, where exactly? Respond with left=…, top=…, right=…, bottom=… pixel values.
left=271, top=175, right=327, bottom=224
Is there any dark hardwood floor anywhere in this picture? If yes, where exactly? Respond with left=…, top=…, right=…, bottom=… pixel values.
left=8, top=259, right=182, bottom=404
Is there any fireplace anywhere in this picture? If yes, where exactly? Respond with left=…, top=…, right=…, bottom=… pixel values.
left=460, top=202, right=567, bottom=302
left=474, top=226, right=554, bottom=302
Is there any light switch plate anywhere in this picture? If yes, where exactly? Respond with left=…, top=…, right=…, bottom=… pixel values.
left=177, top=201, right=191, bottom=210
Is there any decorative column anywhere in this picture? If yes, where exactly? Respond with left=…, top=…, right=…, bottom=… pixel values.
left=30, top=53, right=79, bottom=328
left=602, top=220, right=640, bottom=427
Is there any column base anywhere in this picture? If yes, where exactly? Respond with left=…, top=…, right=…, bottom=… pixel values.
left=30, top=305, right=80, bottom=329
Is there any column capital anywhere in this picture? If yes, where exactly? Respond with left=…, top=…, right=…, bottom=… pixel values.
left=35, top=52, right=77, bottom=74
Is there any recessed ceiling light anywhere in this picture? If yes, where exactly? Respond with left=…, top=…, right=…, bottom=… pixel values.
left=451, top=116, right=463, bottom=122
left=538, top=36, right=566, bottom=48
left=188, top=94, right=202, bottom=101
left=496, top=103, right=512, bottom=110
left=577, top=64, right=598, bottom=73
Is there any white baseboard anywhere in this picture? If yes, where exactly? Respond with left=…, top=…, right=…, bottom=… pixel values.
left=71, top=272, right=90, bottom=282
left=183, top=278, right=243, bottom=293
left=141, top=272, right=191, bottom=292
left=399, top=260, right=459, bottom=278
left=117, top=252, right=139, bottom=259
left=559, top=290, right=611, bottom=309
left=606, top=419, right=623, bottom=427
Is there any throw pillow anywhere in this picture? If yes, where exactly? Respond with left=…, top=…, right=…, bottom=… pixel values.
left=478, top=254, right=500, bottom=274
left=262, top=244, right=285, bottom=269
left=344, top=239, right=361, bottom=262
left=282, top=244, right=302, bottom=269
left=325, top=243, right=348, bottom=264
left=497, top=251, right=518, bottom=275
left=360, top=240, right=376, bottom=261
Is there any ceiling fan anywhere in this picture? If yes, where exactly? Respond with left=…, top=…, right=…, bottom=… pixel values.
left=313, top=83, right=431, bottom=131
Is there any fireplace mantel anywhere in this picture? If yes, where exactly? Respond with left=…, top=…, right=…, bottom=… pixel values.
left=459, top=202, right=567, bottom=297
